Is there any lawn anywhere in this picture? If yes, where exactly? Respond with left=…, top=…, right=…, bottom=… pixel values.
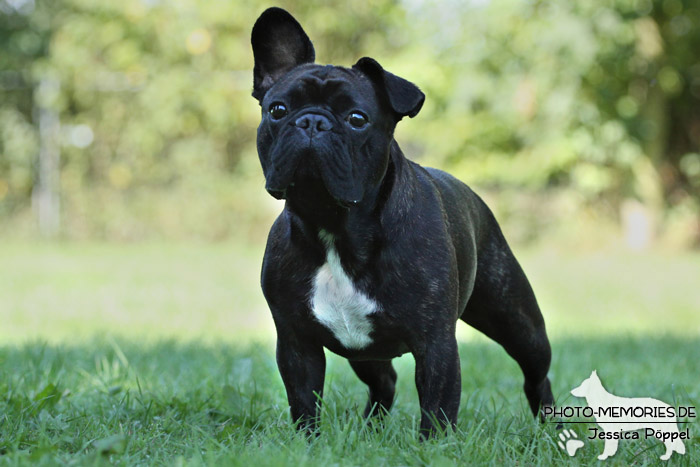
left=0, top=242, right=699, bottom=465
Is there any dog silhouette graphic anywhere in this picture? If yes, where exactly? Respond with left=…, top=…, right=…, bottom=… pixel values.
left=571, top=370, right=686, bottom=460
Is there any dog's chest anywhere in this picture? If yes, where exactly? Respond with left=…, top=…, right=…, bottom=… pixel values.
left=310, top=238, right=378, bottom=349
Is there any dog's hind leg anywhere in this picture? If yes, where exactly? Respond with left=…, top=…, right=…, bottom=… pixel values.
left=460, top=229, right=554, bottom=420
left=349, top=360, right=397, bottom=418
left=672, top=437, right=686, bottom=457
left=660, top=443, right=673, bottom=461
left=661, top=436, right=685, bottom=460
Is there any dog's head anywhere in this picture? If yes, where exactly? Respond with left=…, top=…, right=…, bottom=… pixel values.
left=251, top=7, right=424, bottom=208
left=570, top=370, right=601, bottom=398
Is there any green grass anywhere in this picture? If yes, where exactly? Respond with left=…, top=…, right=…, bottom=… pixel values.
left=0, top=242, right=699, bottom=465
left=1, top=242, right=699, bottom=343
left=0, top=242, right=273, bottom=344
left=1, top=338, right=698, bottom=465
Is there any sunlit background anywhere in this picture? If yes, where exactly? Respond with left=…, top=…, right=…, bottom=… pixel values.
left=1, top=0, right=699, bottom=344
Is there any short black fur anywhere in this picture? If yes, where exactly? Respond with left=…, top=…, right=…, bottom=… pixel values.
left=251, top=7, right=555, bottom=438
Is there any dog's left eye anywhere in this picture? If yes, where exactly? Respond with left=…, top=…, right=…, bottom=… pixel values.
left=269, top=103, right=288, bottom=120
left=347, top=111, right=368, bottom=128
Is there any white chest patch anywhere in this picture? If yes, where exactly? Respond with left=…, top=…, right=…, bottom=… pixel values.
left=310, top=234, right=378, bottom=349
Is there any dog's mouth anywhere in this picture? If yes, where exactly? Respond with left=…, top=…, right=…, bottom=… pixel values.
left=265, top=154, right=361, bottom=208
left=265, top=186, right=289, bottom=201
left=267, top=179, right=358, bottom=209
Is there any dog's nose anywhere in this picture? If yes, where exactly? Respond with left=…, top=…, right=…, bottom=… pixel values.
left=295, top=113, right=332, bottom=138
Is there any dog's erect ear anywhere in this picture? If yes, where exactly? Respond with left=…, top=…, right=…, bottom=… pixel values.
left=353, top=57, right=425, bottom=120
left=251, top=7, right=315, bottom=101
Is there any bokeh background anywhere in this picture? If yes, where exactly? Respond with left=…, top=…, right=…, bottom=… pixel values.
left=1, top=0, right=699, bottom=344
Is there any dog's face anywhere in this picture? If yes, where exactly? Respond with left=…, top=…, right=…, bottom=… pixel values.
left=570, top=370, right=600, bottom=397
left=251, top=8, right=424, bottom=208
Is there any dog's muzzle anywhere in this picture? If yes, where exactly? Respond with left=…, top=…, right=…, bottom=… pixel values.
left=294, top=113, right=332, bottom=139
left=263, top=111, right=363, bottom=206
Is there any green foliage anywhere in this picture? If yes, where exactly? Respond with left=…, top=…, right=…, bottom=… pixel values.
left=0, top=0, right=699, bottom=241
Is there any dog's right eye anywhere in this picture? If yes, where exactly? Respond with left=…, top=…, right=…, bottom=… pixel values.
left=269, top=103, right=288, bottom=120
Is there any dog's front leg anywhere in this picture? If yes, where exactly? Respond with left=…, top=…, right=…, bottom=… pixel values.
left=598, top=436, right=619, bottom=460
left=413, top=333, right=461, bottom=438
left=276, top=335, right=326, bottom=434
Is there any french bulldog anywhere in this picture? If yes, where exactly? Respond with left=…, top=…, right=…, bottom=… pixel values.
left=251, top=7, right=554, bottom=437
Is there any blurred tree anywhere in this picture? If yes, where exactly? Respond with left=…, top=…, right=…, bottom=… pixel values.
left=578, top=0, right=700, bottom=243
left=0, top=0, right=697, bottom=244
left=397, top=0, right=698, bottom=245
left=0, top=0, right=53, bottom=219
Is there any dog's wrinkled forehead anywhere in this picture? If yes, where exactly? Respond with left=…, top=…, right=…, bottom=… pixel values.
left=264, top=64, right=380, bottom=112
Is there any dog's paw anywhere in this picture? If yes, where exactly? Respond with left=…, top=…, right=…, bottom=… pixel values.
left=557, top=429, right=584, bottom=457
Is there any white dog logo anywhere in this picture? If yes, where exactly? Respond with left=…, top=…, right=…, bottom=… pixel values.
left=570, top=370, right=686, bottom=460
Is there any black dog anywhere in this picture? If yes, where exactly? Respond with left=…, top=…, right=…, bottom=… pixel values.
left=251, top=7, right=554, bottom=437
